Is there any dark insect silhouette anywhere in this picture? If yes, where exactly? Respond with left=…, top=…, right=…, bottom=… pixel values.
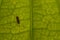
left=16, top=16, right=20, bottom=24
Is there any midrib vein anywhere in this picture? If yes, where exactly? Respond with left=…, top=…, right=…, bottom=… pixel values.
left=30, top=0, right=34, bottom=40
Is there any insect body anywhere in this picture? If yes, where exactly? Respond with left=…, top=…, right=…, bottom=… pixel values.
left=16, top=16, right=20, bottom=24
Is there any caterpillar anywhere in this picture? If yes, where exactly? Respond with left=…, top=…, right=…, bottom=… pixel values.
left=16, top=16, right=20, bottom=24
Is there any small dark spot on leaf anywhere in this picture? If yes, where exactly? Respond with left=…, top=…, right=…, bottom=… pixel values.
left=16, top=16, right=20, bottom=24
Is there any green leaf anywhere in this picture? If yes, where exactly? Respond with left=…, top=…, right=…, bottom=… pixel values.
left=0, top=0, right=60, bottom=40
